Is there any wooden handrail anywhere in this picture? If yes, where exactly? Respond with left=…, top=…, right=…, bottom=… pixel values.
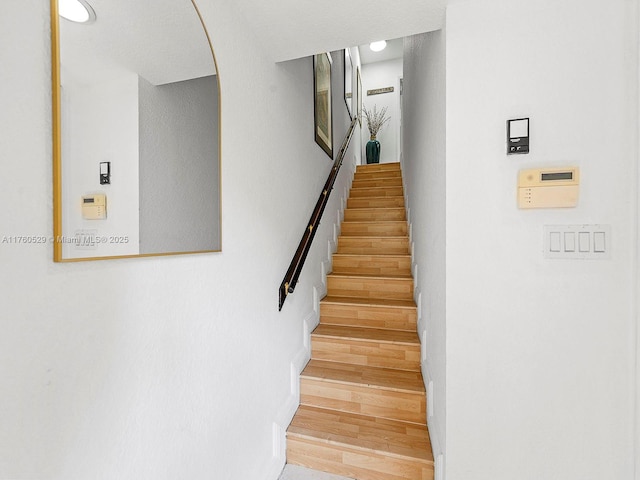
left=279, top=116, right=359, bottom=311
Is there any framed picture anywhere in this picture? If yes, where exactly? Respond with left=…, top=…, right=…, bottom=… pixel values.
left=344, top=49, right=353, bottom=119
left=356, top=66, right=362, bottom=127
left=314, top=52, right=333, bottom=158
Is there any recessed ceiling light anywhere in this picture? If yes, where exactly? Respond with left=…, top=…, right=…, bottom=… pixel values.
left=59, top=0, right=96, bottom=24
left=369, top=41, right=387, bottom=52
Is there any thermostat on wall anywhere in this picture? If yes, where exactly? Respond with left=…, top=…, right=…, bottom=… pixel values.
left=517, top=167, right=579, bottom=209
left=82, top=194, right=107, bottom=219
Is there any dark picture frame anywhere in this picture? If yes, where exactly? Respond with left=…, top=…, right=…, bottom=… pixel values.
left=344, top=49, right=353, bottom=120
left=356, top=66, right=362, bottom=127
left=314, top=52, right=333, bottom=159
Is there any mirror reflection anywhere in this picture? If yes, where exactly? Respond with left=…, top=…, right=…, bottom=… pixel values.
left=53, top=0, right=221, bottom=261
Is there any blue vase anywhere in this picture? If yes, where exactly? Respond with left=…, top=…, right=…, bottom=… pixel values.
left=366, top=137, right=380, bottom=164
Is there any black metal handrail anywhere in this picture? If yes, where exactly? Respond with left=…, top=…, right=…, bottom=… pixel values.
left=279, top=116, right=359, bottom=311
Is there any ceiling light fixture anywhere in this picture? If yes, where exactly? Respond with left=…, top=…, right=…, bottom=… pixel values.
left=59, top=0, right=96, bottom=24
left=369, top=40, right=387, bottom=52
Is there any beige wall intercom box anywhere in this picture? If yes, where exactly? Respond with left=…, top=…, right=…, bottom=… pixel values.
left=82, top=194, right=107, bottom=219
left=518, top=167, right=579, bottom=209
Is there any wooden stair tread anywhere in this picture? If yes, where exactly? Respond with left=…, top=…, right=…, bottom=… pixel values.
left=353, top=175, right=403, bottom=180
left=352, top=179, right=403, bottom=187
left=351, top=183, right=402, bottom=188
left=321, top=295, right=416, bottom=309
left=336, top=239, right=410, bottom=255
left=356, top=162, right=401, bottom=170
left=338, top=235, right=408, bottom=240
left=332, top=253, right=411, bottom=259
left=336, top=236, right=411, bottom=253
left=341, top=220, right=407, bottom=225
left=302, top=359, right=425, bottom=394
left=288, top=405, right=433, bottom=464
left=327, top=274, right=414, bottom=301
left=328, top=272, right=413, bottom=280
left=331, top=253, right=412, bottom=267
left=347, top=195, right=405, bottom=199
left=331, top=254, right=411, bottom=277
left=355, top=166, right=401, bottom=172
left=320, top=297, right=417, bottom=332
left=353, top=177, right=402, bottom=182
left=349, top=186, right=404, bottom=194
left=347, top=198, right=406, bottom=209
left=353, top=171, right=400, bottom=175
left=313, top=324, right=419, bottom=346
left=355, top=168, right=401, bottom=173
left=340, top=221, right=408, bottom=237
left=352, top=175, right=402, bottom=183
left=340, top=223, right=408, bottom=234
left=344, top=211, right=406, bottom=222
left=345, top=207, right=405, bottom=212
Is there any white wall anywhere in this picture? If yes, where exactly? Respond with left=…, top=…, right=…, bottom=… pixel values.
left=61, top=72, right=140, bottom=258
left=402, top=29, right=447, bottom=477
left=0, top=2, right=354, bottom=479
left=443, top=0, right=636, bottom=479
left=361, top=58, right=402, bottom=164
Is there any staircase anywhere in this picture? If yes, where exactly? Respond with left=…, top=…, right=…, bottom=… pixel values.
left=286, top=162, right=434, bottom=480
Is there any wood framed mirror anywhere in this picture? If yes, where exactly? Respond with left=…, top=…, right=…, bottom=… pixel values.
left=51, top=0, right=221, bottom=261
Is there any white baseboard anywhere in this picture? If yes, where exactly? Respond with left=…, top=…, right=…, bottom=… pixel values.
left=293, top=315, right=312, bottom=371
left=269, top=322, right=314, bottom=478
left=435, top=453, right=444, bottom=480
left=422, top=360, right=445, bottom=480
left=416, top=290, right=426, bottom=338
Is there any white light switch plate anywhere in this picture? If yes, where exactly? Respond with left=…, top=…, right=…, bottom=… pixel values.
left=543, top=225, right=611, bottom=259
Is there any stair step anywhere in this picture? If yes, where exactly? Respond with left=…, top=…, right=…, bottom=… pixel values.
left=347, top=196, right=405, bottom=209
left=352, top=177, right=403, bottom=189
left=300, top=360, right=426, bottom=424
left=340, top=221, right=407, bottom=237
left=349, top=186, right=404, bottom=198
left=327, top=273, right=414, bottom=301
left=344, top=207, right=406, bottom=222
left=312, top=324, right=421, bottom=371
left=354, top=170, right=402, bottom=181
left=337, top=236, right=410, bottom=255
left=356, top=162, right=401, bottom=173
left=332, top=253, right=411, bottom=276
left=320, top=296, right=417, bottom=331
left=287, top=405, right=433, bottom=480
left=302, top=359, right=424, bottom=393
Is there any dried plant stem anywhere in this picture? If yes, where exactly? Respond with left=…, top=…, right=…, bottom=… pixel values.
left=362, top=104, right=390, bottom=138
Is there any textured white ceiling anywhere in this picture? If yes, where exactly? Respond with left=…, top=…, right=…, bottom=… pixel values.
left=59, top=0, right=444, bottom=86
left=229, top=0, right=446, bottom=62
left=60, top=0, right=215, bottom=86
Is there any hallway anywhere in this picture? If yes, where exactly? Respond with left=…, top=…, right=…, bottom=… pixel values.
left=0, top=1, right=636, bottom=479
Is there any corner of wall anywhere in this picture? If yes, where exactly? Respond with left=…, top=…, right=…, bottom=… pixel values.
left=403, top=26, right=447, bottom=480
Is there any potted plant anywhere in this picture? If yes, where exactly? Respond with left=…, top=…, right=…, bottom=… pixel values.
left=362, top=104, right=390, bottom=164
